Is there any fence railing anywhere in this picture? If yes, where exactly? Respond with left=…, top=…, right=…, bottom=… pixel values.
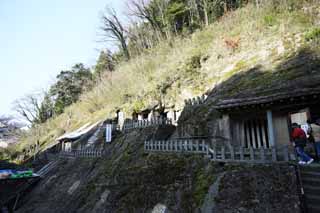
left=144, top=139, right=296, bottom=163
left=145, top=139, right=208, bottom=154
left=184, top=95, right=207, bottom=107
left=102, top=123, right=120, bottom=132
left=60, top=149, right=103, bottom=158
left=123, top=118, right=172, bottom=131
left=207, top=145, right=296, bottom=163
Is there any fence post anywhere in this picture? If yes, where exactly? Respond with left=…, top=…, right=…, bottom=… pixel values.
left=250, top=147, right=254, bottom=161
left=239, top=147, right=244, bottom=161
left=206, top=145, right=209, bottom=156
left=212, top=145, right=216, bottom=160
left=201, top=140, right=205, bottom=153
left=179, top=141, right=183, bottom=152
left=230, top=146, right=235, bottom=160
left=271, top=147, right=277, bottom=162
left=221, top=146, right=225, bottom=161
left=260, top=147, right=266, bottom=163
left=195, top=140, right=199, bottom=152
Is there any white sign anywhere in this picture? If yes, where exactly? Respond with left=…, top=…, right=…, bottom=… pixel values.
left=105, top=124, right=112, bottom=143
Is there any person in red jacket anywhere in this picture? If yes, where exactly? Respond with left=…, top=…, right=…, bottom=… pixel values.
left=291, top=123, right=314, bottom=165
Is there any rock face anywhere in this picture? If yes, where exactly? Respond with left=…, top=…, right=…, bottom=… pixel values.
left=16, top=127, right=300, bottom=213
left=214, top=165, right=300, bottom=213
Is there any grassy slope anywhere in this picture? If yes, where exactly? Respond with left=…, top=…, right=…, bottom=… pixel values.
left=9, top=1, right=320, bottom=160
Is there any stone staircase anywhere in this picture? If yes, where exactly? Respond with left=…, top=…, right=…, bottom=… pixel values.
left=300, top=165, right=320, bottom=213
left=36, top=161, right=58, bottom=178
left=86, top=125, right=103, bottom=147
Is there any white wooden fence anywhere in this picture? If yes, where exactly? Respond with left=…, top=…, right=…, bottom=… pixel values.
left=144, top=139, right=296, bottom=163
left=145, top=139, right=208, bottom=154
left=206, top=145, right=296, bottom=163
left=123, top=118, right=172, bottom=131
left=184, top=95, right=207, bottom=107
left=60, top=149, right=103, bottom=158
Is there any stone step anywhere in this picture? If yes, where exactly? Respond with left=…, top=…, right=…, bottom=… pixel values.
left=301, top=170, right=320, bottom=178
left=299, top=165, right=320, bottom=172
left=305, top=194, right=320, bottom=205
left=302, top=177, right=320, bottom=186
left=303, top=185, right=320, bottom=195
left=308, top=204, right=320, bottom=213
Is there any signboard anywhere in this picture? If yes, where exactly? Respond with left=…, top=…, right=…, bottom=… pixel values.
left=105, top=124, right=112, bottom=143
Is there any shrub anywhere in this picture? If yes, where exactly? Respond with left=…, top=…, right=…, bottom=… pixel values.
left=263, top=14, right=278, bottom=26
left=305, top=28, right=320, bottom=42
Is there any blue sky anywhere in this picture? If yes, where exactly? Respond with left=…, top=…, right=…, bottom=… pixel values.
left=0, top=0, right=125, bottom=116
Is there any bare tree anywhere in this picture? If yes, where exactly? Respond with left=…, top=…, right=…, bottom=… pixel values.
left=13, top=93, right=42, bottom=124
left=200, top=0, right=210, bottom=26
left=127, top=0, right=166, bottom=40
left=101, top=7, right=130, bottom=60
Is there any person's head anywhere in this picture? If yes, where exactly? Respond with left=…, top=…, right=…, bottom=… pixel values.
left=307, top=119, right=312, bottom=124
left=291, top=123, right=300, bottom=129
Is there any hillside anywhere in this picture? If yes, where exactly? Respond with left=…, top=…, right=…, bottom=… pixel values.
left=8, top=1, right=319, bottom=159
left=2, top=1, right=320, bottom=212
left=16, top=127, right=299, bottom=213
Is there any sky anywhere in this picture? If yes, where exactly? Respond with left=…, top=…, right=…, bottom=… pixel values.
left=0, top=0, right=125, bottom=117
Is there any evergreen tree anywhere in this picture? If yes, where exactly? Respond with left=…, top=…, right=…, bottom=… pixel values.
left=50, top=63, right=93, bottom=115
left=94, top=50, right=115, bottom=80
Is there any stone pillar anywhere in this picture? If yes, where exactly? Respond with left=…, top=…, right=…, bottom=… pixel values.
left=118, top=111, right=125, bottom=130
left=267, top=110, right=275, bottom=147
